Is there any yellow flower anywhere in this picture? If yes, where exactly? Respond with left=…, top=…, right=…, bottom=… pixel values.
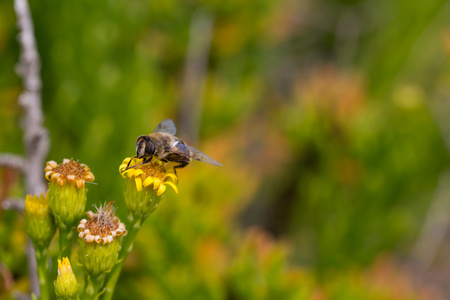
left=54, top=257, right=78, bottom=300
left=119, top=157, right=178, bottom=196
left=24, top=193, right=56, bottom=249
left=25, top=193, right=50, bottom=217
left=45, top=159, right=95, bottom=189
left=119, top=157, right=178, bottom=218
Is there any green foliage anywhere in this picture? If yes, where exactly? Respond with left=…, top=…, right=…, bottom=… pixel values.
left=1, top=0, right=450, bottom=298
left=279, top=78, right=448, bottom=272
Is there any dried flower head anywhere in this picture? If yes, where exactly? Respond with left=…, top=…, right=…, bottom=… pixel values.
left=77, top=202, right=127, bottom=244
left=25, top=193, right=56, bottom=249
left=45, top=159, right=95, bottom=189
left=77, top=202, right=124, bottom=278
left=54, top=257, right=78, bottom=300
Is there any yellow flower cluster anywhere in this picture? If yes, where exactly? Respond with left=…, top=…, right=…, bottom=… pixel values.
left=119, top=157, right=178, bottom=195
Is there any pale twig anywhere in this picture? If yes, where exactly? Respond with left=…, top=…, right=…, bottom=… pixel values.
left=14, top=0, right=49, bottom=196
left=13, top=0, right=50, bottom=297
left=25, top=241, right=37, bottom=300
left=0, top=154, right=25, bottom=171
left=11, top=292, right=31, bottom=300
left=178, top=10, right=214, bottom=145
left=1, top=197, right=25, bottom=212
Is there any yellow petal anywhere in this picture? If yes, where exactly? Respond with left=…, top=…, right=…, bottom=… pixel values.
left=124, top=169, right=136, bottom=178
left=156, top=184, right=166, bottom=196
left=133, top=169, right=144, bottom=177
left=135, top=177, right=143, bottom=192
left=143, top=176, right=154, bottom=187
left=120, top=168, right=132, bottom=178
left=153, top=178, right=161, bottom=190
left=163, top=173, right=178, bottom=184
left=119, top=157, right=136, bottom=172
left=133, top=158, right=143, bottom=165
left=164, top=182, right=178, bottom=194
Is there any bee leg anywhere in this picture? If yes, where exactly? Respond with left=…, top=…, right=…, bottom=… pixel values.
left=142, top=156, right=153, bottom=165
left=123, top=156, right=138, bottom=172
left=132, top=157, right=153, bottom=169
left=172, top=161, right=189, bottom=177
left=123, top=156, right=153, bottom=172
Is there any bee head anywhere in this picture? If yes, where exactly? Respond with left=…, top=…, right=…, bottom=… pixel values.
left=136, top=135, right=155, bottom=158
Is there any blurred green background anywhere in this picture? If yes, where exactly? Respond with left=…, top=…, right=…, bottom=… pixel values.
left=2, top=0, right=450, bottom=299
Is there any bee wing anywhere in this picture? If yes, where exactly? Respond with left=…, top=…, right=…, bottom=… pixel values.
left=186, top=145, right=222, bottom=167
left=153, top=119, right=177, bottom=135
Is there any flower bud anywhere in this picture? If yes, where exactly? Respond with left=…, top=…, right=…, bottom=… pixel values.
left=54, top=257, right=78, bottom=300
left=24, top=193, right=56, bottom=249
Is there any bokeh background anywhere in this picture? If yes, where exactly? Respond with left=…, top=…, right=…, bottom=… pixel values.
left=2, top=0, right=450, bottom=299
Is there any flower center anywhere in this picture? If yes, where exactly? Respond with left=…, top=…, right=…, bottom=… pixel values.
left=53, top=160, right=86, bottom=180
left=85, top=214, right=119, bottom=237
left=141, top=162, right=166, bottom=179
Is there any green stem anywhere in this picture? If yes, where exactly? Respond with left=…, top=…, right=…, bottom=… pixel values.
left=102, top=214, right=144, bottom=300
left=35, top=248, right=50, bottom=300
left=84, top=273, right=105, bottom=300
left=59, top=225, right=75, bottom=259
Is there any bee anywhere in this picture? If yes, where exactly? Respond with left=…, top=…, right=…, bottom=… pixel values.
left=123, top=119, right=222, bottom=173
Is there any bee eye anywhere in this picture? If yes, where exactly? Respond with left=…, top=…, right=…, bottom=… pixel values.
left=145, top=141, right=155, bottom=156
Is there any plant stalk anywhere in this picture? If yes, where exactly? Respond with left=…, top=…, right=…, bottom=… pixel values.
left=84, top=273, right=105, bottom=300
left=35, top=248, right=50, bottom=300
left=59, top=226, right=74, bottom=259
left=102, top=214, right=144, bottom=300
